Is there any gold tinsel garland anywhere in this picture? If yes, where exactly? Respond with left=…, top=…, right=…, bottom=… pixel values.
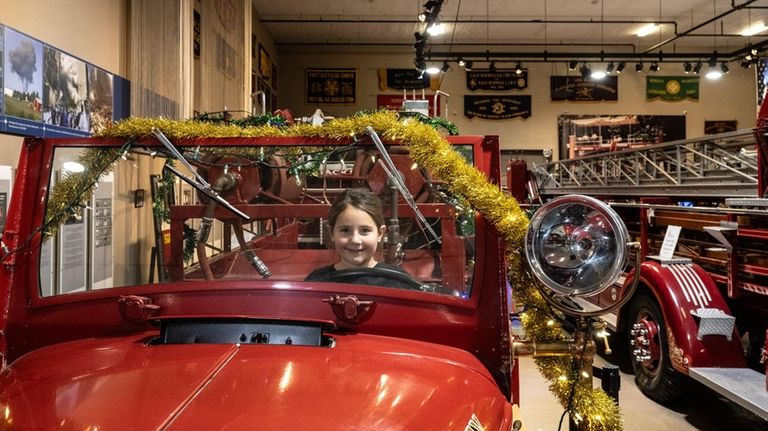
left=79, top=112, right=621, bottom=429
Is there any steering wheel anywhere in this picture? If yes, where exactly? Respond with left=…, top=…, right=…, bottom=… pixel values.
left=326, top=267, right=424, bottom=290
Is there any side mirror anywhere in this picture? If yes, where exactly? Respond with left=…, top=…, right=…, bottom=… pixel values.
left=525, top=195, right=637, bottom=317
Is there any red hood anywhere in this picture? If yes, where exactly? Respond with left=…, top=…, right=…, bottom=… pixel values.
left=0, top=331, right=511, bottom=430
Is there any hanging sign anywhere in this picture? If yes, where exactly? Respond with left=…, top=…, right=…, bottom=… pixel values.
left=306, top=68, right=356, bottom=104
left=466, top=70, right=527, bottom=91
left=646, top=76, right=699, bottom=101
left=464, top=95, right=531, bottom=120
left=550, top=76, right=618, bottom=101
left=377, top=68, right=439, bottom=91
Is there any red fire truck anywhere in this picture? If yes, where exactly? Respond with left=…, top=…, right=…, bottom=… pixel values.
left=0, top=113, right=639, bottom=429
left=524, top=105, right=768, bottom=420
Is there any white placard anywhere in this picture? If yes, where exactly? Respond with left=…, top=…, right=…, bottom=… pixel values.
left=659, top=225, right=682, bottom=260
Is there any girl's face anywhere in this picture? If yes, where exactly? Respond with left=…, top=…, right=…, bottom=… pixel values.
left=330, top=206, right=384, bottom=270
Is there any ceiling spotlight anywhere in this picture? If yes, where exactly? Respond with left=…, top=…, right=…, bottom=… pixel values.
left=458, top=58, right=466, bottom=67
left=721, top=61, right=730, bottom=74
left=606, top=62, right=615, bottom=74
left=580, top=63, right=592, bottom=80
left=741, top=58, right=752, bottom=69
left=464, top=60, right=473, bottom=71
left=514, top=62, right=524, bottom=75
left=427, top=22, right=445, bottom=36
left=693, top=61, right=703, bottom=74
left=705, top=58, right=722, bottom=80
left=418, top=11, right=429, bottom=22
left=489, top=61, right=497, bottom=72
left=683, top=62, right=692, bottom=74
left=426, top=64, right=441, bottom=75
left=591, top=69, right=607, bottom=80
left=635, top=62, right=643, bottom=73
left=441, top=61, right=450, bottom=73
left=616, top=62, right=626, bottom=73
left=568, top=60, right=578, bottom=71
left=649, top=62, right=659, bottom=72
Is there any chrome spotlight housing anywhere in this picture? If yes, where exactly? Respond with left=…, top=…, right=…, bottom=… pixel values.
left=525, top=195, right=635, bottom=316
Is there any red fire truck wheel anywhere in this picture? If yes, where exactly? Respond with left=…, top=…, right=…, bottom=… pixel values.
left=627, top=294, right=685, bottom=403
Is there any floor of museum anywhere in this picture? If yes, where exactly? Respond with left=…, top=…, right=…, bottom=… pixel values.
left=516, top=354, right=767, bottom=431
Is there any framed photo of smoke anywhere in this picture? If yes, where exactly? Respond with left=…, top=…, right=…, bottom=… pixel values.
left=306, top=68, right=356, bottom=105
left=0, top=23, right=129, bottom=137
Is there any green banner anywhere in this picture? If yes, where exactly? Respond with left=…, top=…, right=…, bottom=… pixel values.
left=646, top=76, right=699, bottom=101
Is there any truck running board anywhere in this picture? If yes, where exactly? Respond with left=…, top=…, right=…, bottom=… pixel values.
left=688, top=367, right=768, bottom=421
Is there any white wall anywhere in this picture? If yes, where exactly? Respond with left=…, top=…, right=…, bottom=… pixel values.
left=278, top=48, right=759, bottom=159
left=0, top=0, right=128, bottom=167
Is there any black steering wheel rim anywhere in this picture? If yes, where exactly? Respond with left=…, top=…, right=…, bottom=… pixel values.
left=326, top=267, right=424, bottom=290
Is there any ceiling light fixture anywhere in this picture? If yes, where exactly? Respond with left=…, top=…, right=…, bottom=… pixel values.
left=606, top=62, right=615, bottom=74
left=580, top=63, right=592, bottom=80
left=693, top=61, right=703, bottom=74
left=427, top=22, right=445, bottom=36
left=441, top=61, right=450, bottom=73
left=616, top=62, right=626, bottom=74
left=635, top=62, right=643, bottom=73
left=741, top=22, right=767, bottom=36
left=568, top=60, right=578, bottom=71
left=489, top=61, right=497, bottom=73
left=458, top=57, right=466, bottom=67
left=636, top=23, right=660, bottom=37
left=464, top=60, right=473, bottom=71
left=514, top=62, right=524, bottom=75
left=649, top=62, right=659, bottom=72
left=683, top=62, right=692, bottom=74
left=426, top=64, right=441, bottom=75
left=721, top=61, right=730, bottom=74
left=705, top=58, right=722, bottom=80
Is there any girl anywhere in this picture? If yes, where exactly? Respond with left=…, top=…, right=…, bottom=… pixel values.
left=305, top=188, right=414, bottom=286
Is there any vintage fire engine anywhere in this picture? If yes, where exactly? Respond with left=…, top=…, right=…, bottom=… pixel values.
left=0, top=113, right=636, bottom=429
left=526, top=104, right=768, bottom=420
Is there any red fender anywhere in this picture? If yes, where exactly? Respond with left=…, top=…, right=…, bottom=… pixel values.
left=625, top=260, right=746, bottom=372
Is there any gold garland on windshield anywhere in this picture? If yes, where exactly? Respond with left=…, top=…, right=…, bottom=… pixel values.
left=87, top=112, right=621, bottom=430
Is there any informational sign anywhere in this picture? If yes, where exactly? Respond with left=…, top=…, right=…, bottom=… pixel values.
left=551, top=76, right=618, bottom=101
left=646, top=76, right=699, bottom=101
left=306, top=68, right=356, bottom=104
left=0, top=22, right=129, bottom=137
left=377, top=68, right=438, bottom=91
left=659, top=225, right=682, bottom=260
left=466, top=70, right=528, bottom=91
left=464, top=95, right=531, bottom=120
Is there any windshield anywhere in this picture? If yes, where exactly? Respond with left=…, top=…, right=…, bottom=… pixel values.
left=39, top=141, right=476, bottom=298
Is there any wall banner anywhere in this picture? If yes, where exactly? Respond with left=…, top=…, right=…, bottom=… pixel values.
left=466, top=70, right=527, bottom=91
left=464, top=95, right=531, bottom=120
left=550, top=76, right=618, bottom=101
left=306, top=68, right=356, bottom=104
left=646, top=76, right=699, bottom=101
left=377, top=68, right=438, bottom=91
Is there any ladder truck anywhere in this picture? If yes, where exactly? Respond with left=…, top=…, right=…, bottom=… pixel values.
left=524, top=106, right=768, bottom=420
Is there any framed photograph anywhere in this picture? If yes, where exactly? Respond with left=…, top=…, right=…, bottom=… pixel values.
left=704, top=120, right=738, bottom=134
left=259, top=44, right=271, bottom=83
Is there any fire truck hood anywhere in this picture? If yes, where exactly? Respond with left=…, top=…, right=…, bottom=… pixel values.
left=0, top=331, right=510, bottom=430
